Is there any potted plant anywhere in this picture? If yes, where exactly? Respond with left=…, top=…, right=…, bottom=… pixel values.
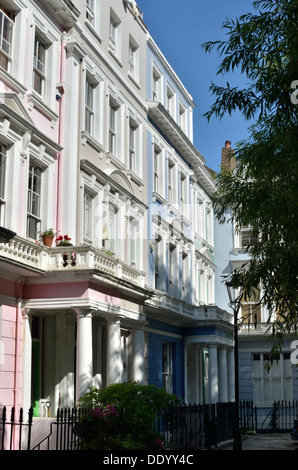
left=40, top=228, right=56, bottom=247
left=56, top=234, right=73, bottom=246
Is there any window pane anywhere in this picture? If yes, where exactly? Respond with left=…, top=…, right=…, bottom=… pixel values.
left=27, top=215, right=38, bottom=240
left=0, top=10, right=13, bottom=70
left=33, top=35, right=46, bottom=95
left=27, top=163, right=42, bottom=238
left=83, top=192, right=92, bottom=240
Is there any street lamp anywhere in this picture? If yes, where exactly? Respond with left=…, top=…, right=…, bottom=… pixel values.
left=226, top=280, right=242, bottom=451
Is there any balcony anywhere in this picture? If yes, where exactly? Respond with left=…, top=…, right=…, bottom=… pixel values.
left=239, top=322, right=273, bottom=336
left=0, top=236, right=145, bottom=288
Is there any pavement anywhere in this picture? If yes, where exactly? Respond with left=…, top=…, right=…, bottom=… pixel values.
left=218, top=432, right=298, bottom=450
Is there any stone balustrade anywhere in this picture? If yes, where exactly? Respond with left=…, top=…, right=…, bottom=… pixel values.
left=0, top=236, right=42, bottom=271
left=0, top=236, right=146, bottom=288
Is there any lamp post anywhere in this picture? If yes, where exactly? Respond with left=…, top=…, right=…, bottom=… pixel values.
left=226, top=281, right=242, bottom=451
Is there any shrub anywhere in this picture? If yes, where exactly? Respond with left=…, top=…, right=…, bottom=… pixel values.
left=77, top=381, right=178, bottom=450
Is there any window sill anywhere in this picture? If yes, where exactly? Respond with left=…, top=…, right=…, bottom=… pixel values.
left=152, top=191, right=167, bottom=205
left=126, top=169, right=144, bottom=187
left=81, top=131, right=104, bottom=153
left=27, top=92, right=59, bottom=128
left=85, top=20, right=103, bottom=43
left=105, top=152, right=126, bottom=171
left=108, top=49, right=123, bottom=68
left=128, top=73, right=140, bottom=90
left=0, top=67, right=27, bottom=96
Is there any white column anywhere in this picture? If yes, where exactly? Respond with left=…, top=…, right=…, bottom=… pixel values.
left=228, top=348, right=235, bottom=401
left=131, top=328, right=145, bottom=384
left=209, top=344, right=218, bottom=403
left=106, top=319, right=122, bottom=385
left=75, top=309, right=93, bottom=401
left=219, top=347, right=228, bottom=402
left=22, top=309, right=32, bottom=413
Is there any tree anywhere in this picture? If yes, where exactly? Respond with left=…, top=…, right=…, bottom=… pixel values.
left=202, top=0, right=298, bottom=365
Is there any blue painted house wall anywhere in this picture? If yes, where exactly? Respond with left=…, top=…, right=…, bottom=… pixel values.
left=147, top=319, right=184, bottom=399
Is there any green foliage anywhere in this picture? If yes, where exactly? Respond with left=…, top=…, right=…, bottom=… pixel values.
left=202, top=0, right=298, bottom=364
left=77, top=381, right=178, bottom=450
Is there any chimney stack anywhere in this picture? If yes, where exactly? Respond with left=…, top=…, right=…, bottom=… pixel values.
left=221, top=140, right=236, bottom=172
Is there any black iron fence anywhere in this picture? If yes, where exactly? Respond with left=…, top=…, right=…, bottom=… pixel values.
left=260, top=400, right=298, bottom=432
left=1, top=400, right=297, bottom=450
left=0, top=406, right=33, bottom=450
left=31, top=407, right=89, bottom=450
left=156, top=402, right=235, bottom=449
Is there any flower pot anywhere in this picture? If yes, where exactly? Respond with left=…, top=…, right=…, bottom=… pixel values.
left=42, top=234, right=54, bottom=247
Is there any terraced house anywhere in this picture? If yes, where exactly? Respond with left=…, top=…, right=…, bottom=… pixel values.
left=0, top=0, right=245, bottom=448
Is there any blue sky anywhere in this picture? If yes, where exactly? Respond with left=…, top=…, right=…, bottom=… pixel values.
left=136, top=0, right=256, bottom=172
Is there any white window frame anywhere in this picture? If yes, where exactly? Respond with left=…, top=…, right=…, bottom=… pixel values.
left=0, top=8, right=13, bottom=72
left=128, top=35, right=139, bottom=83
left=167, top=157, right=177, bottom=206
left=179, top=101, right=187, bottom=133
left=182, top=251, right=190, bottom=301
left=153, top=144, right=165, bottom=198
left=236, top=226, right=258, bottom=248
left=105, top=198, right=124, bottom=258
left=83, top=190, right=93, bottom=243
left=33, top=33, right=47, bottom=98
left=252, top=352, right=293, bottom=404
left=152, top=64, right=162, bottom=102
left=86, top=0, right=95, bottom=25
left=27, top=160, right=42, bottom=240
left=85, top=76, right=95, bottom=135
left=31, top=23, right=58, bottom=111
left=154, top=233, right=162, bottom=290
left=240, top=285, right=261, bottom=324
left=162, top=342, right=173, bottom=394
left=168, top=242, right=178, bottom=297
left=180, top=170, right=188, bottom=217
left=128, top=118, right=141, bottom=175
left=128, top=215, right=140, bottom=268
left=166, top=83, right=176, bottom=119
left=109, top=10, right=121, bottom=58
left=108, top=97, right=122, bottom=161
left=206, top=204, right=213, bottom=246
